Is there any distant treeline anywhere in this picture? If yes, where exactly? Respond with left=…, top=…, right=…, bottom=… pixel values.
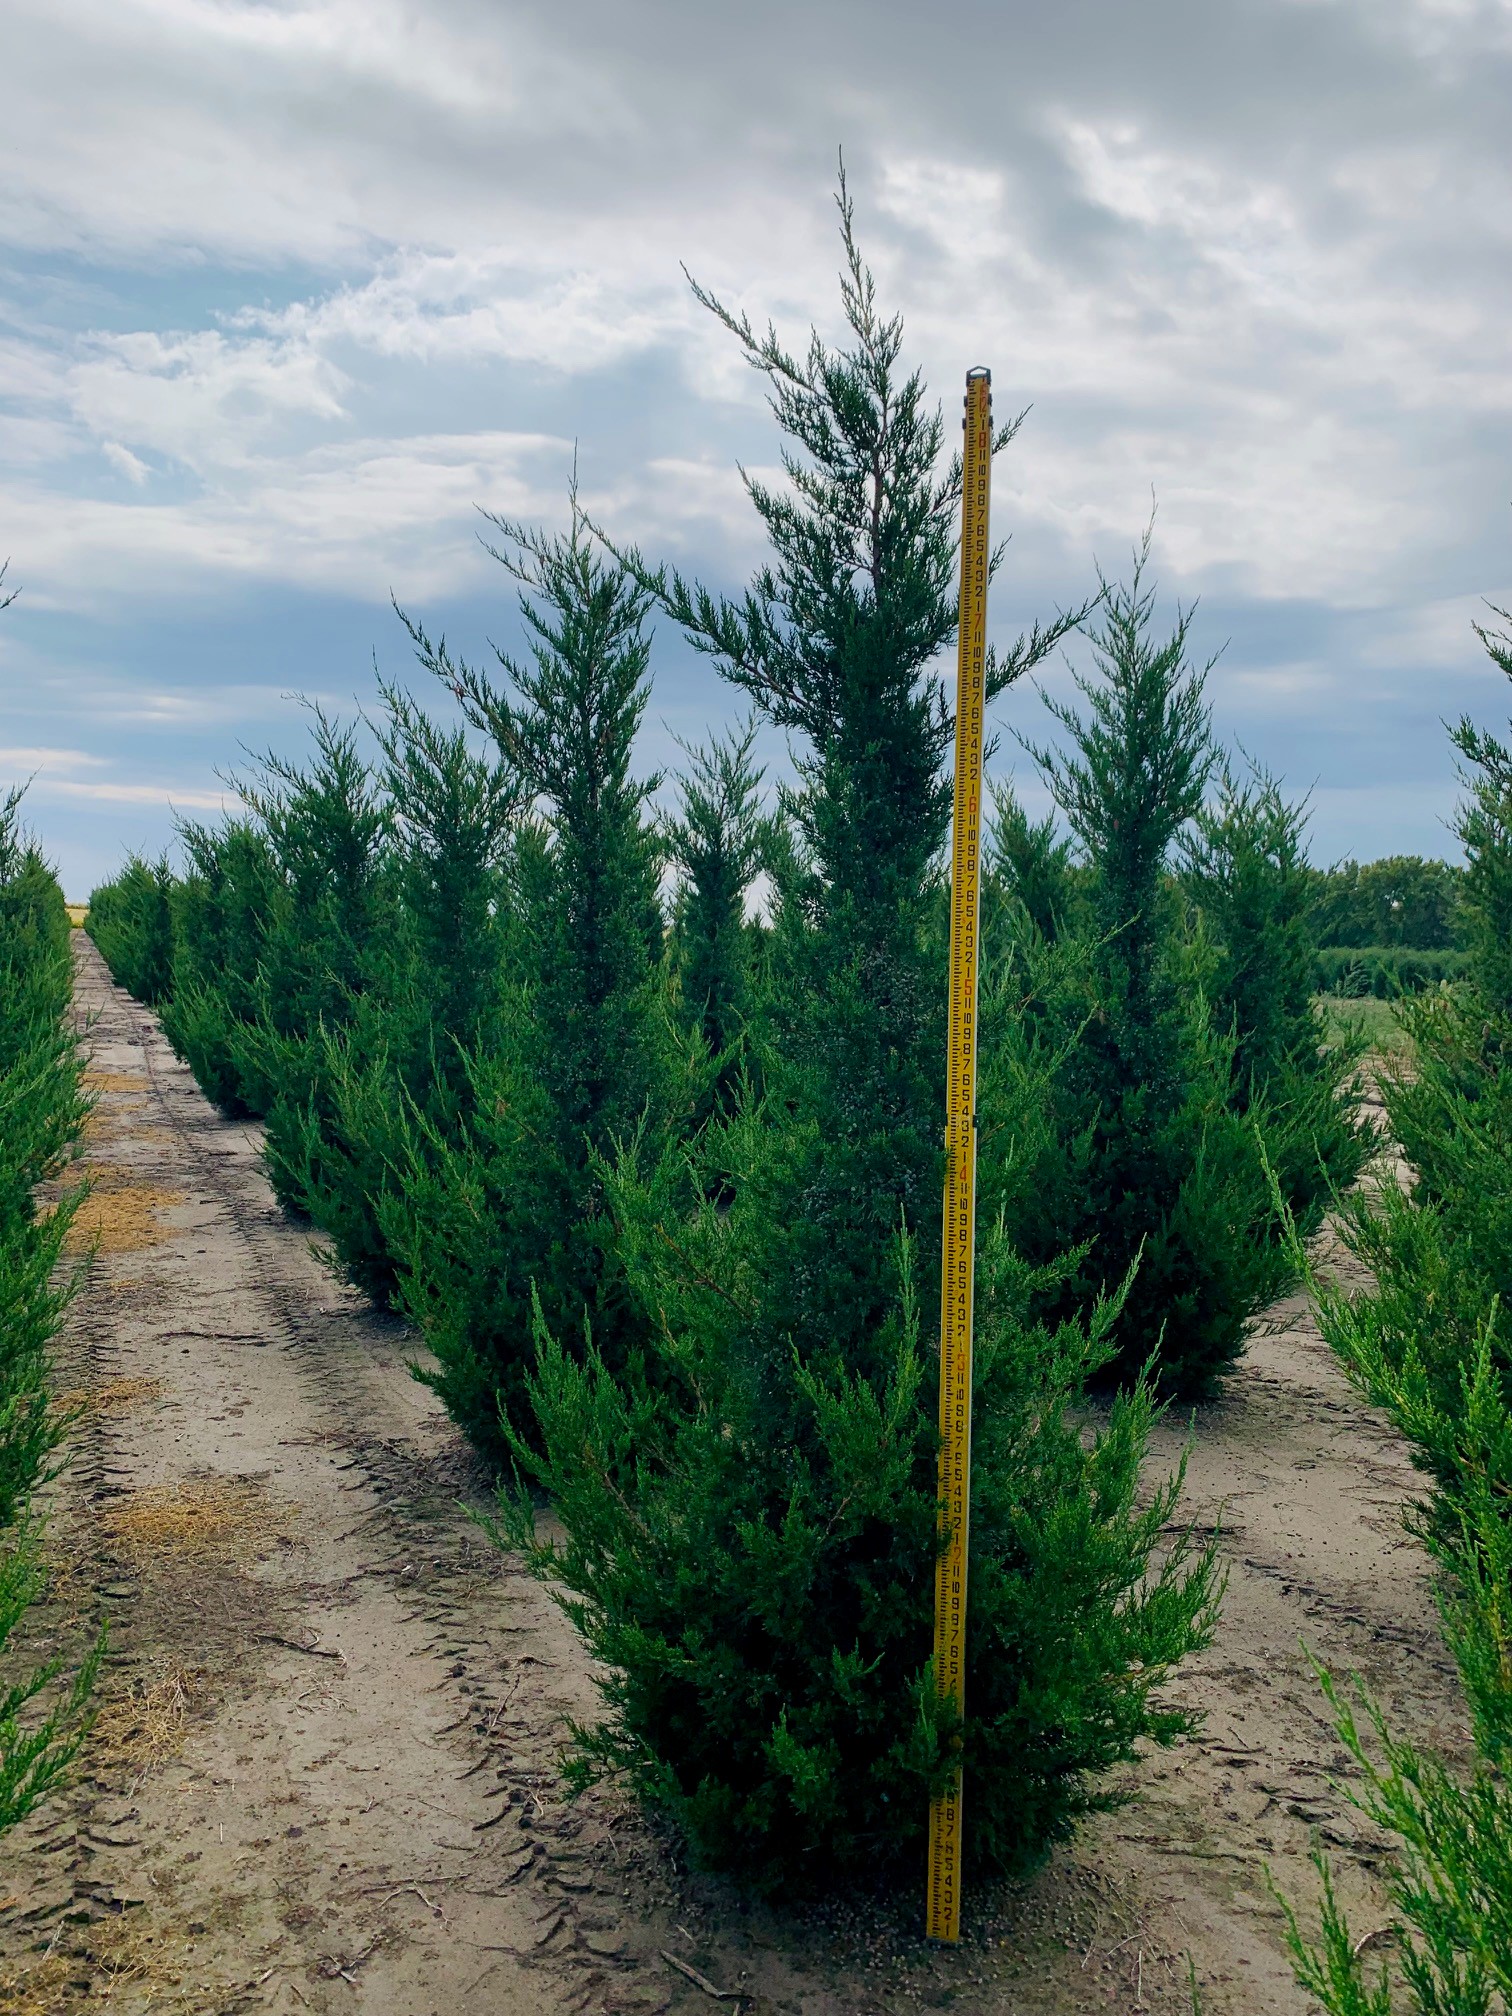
left=1310, top=853, right=1465, bottom=952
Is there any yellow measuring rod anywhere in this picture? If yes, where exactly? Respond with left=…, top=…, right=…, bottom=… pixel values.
left=926, top=365, right=993, bottom=1944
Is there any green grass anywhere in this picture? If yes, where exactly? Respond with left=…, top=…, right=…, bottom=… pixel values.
left=1317, top=993, right=1410, bottom=1055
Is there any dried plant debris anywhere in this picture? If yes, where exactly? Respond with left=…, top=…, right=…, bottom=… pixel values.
left=99, top=1477, right=295, bottom=1565
left=0, top=1906, right=236, bottom=2014
left=87, top=1666, right=205, bottom=1781
left=66, top=1178, right=185, bottom=1256
left=52, top=1379, right=166, bottom=1420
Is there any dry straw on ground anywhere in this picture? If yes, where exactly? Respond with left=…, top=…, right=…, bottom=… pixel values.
left=87, top=1665, right=205, bottom=1784
left=99, top=1477, right=293, bottom=1565
left=0, top=1905, right=226, bottom=2015
left=66, top=1178, right=184, bottom=1256
left=53, top=1378, right=166, bottom=1420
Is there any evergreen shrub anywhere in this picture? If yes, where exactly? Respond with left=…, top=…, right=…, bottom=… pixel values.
left=379, top=499, right=689, bottom=1456
left=0, top=785, right=98, bottom=1835
left=982, top=559, right=1366, bottom=1395
left=272, top=690, right=518, bottom=1302
left=1276, top=609, right=1512, bottom=2015
left=229, top=713, right=392, bottom=1202
left=85, top=855, right=175, bottom=1005
left=159, top=818, right=278, bottom=1115
left=500, top=185, right=1219, bottom=1888
left=666, top=719, right=770, bottom=1120
left=1314, top=945, right=1470, bottom=998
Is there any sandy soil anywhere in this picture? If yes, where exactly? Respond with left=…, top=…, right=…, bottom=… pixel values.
left=0, top=937, right=1471, bottom=2015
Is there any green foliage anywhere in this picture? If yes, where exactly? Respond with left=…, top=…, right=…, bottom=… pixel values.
left=1275, top=609, right=1512, bottom=2014
left=666, top=719, right=770, bottom=1118
left=504, top=181, right=1214, bottom=1890
left=271, top=689, right=518, bottom=1302
left=1181, top=761, right=1317, bottom=1096
left=231, top=710, right=392, bottom=1143
left=0, top=794, right=84, bottom=1530
left=1271, top=1297, right=1512, bottom=2014
left=86, top=854, right=176, bottom=1004
left=1181, top=760, right=1370, bottom=1234
left=0, top=784, right=96, bottom=1838
left=1314, top=946, right=1471, bottom=998
left=500, top=1207, right=1219, bottom=1889
left=982, top=781, right=1085, bottom=949
left=385, top=496, right=683, bottom=1454
left=986, top=558, right=1364, bottom=1395
left=0, top=1531, right=102, bottom=1835
left=83, top=504, right=682, bottom=1463
left=1311, top=855, right=1466, bottom=952
left=1454, top=606, right=1512, bottom=1015
left=160, top=818, right=278, bottom=1114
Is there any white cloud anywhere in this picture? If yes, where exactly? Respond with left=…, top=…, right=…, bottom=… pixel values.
left=248, top=250, right=694, bottom=376
left=5, top=429, right=574, bottom=606
left=0, top=745, right=108, bottom=772
left=101, top=441, right=151, bottom=484
left=28, top=776, right=231, bottom=809
left=3, top=0, right=1512, bottom=890
left=70, top=329, right=351, bottom=472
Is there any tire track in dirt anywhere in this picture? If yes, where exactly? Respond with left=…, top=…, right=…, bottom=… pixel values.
left=0, top=943, right=1474, bottom=2016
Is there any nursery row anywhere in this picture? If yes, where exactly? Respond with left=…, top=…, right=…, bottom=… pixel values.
left=87, top=213, right=1371, bottom=1895
left=1276, top=608, right=1512, bottom=2014
left=1314, top=943, right=1472, bottom=998
left=0, top=789, right=95, bottom=1839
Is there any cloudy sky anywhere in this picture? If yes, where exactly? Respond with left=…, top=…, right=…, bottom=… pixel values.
left=3, top=0, right=1509, bottom=897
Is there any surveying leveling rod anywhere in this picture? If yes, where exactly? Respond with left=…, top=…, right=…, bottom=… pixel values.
left=926, top=366, right=993, bottom=1944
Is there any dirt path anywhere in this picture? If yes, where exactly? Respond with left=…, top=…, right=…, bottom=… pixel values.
left=0, top=939, right=1471, bottom=2015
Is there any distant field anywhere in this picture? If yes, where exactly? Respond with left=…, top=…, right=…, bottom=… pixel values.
left=1318, top=992, right=1410, bottom=1055
left=66, top=904, right=88, bottom=928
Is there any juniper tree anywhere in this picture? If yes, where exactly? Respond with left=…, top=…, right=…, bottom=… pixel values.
left=382, top=494, right=682, bottom=1453
left=666, top=718, right=769, bottom=1119
left=2, top=789, right=98, bottom=1837
left=983, top=780, right=1082, bottom=950
left=228, top=715, right=393, bottom=1218
left=161, top=819, right=278, bottom=1114
left=85, top=855, right=176, bottom=1006
left=0, top=793, right=84, bottom=1530
left=501, top=180, right=1217, bottom=1887
left=375, top=686, right=519, bottom=1070
left=280, top=689, right=520, bottom=1301
left=1275, top=611, right=1512, bottom=2016
left=1326, top=608, right=1512, bottom=1456
left=1180, top=760, right=1321, bottom=1097
left=990, top=549, right=1359, bottom=1394
left=607, top=177, right=1084, bottom=1355
left=1179, top=760, right=1368, bottom=1232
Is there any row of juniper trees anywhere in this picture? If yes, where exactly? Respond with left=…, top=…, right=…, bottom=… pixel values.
left=0, top=653, right=99, bottom=1837
left=87, top=197, right=1380, bottom=1898
left=1275, top=609, right=1512, bottom=2015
